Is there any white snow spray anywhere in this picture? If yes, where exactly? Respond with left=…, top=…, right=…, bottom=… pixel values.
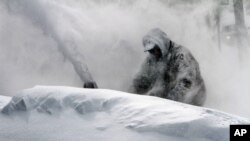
left=0, top=0, right=250, bottom=118
left=3, top=0, right=95, bottom=86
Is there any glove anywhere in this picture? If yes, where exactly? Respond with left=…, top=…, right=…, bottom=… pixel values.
left=83, top=81, right=98, bottom=89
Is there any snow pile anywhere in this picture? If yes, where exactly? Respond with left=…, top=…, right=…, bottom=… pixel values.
left=0, top=86, right=249, bottom=141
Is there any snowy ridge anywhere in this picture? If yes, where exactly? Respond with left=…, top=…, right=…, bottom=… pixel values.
left=0, top=95, right=11, bottom=109
left=0, top=86, right=249, bottom=141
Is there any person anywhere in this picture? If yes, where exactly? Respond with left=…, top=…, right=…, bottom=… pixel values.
left=130, top=28, right=206, bottom=106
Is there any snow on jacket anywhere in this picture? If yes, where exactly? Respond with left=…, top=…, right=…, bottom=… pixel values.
left=130, top=28, right=206, bottom=106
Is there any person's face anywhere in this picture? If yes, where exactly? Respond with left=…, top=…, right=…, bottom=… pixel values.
left=148, top=45, right=162, bottom=59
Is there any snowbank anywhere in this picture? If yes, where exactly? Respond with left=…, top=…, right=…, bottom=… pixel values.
left=0, top=86, right=249, bottom=141
left=0, top=95, right=11, bottom=110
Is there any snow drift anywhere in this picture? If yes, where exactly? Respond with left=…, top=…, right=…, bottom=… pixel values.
left=0, top=86, right=249, bottom=141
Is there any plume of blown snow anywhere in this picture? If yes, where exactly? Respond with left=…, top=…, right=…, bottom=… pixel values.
left=0, top=0, right=250, bottom=118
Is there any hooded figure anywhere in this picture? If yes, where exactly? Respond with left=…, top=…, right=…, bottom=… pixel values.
left=130, top=28, right=206, bottom=106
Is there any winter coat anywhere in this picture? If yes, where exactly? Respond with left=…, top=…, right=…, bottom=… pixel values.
left=130, top=28, right=206, bottom=106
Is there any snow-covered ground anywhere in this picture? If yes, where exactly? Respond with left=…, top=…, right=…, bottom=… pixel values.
left=0, top=86, right=249, bottom=141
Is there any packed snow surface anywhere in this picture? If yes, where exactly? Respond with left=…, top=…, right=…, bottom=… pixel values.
left=0, top=86, right=249, bottom=141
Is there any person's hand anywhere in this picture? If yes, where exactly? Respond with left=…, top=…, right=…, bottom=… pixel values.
left=83, top=81, right=98, bottom=89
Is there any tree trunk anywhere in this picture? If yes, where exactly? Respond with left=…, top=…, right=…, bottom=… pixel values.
left=233, top=0, right=248, bottom=48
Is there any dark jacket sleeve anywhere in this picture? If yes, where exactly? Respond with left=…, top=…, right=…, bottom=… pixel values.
left=130, top=57, right=154, bottom=94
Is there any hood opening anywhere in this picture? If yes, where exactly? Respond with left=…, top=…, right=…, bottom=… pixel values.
left=142, top=28, right=171, bottom=56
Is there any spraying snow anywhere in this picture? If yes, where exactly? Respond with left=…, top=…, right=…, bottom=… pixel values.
left=0, top=0, right=250, bottom=118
